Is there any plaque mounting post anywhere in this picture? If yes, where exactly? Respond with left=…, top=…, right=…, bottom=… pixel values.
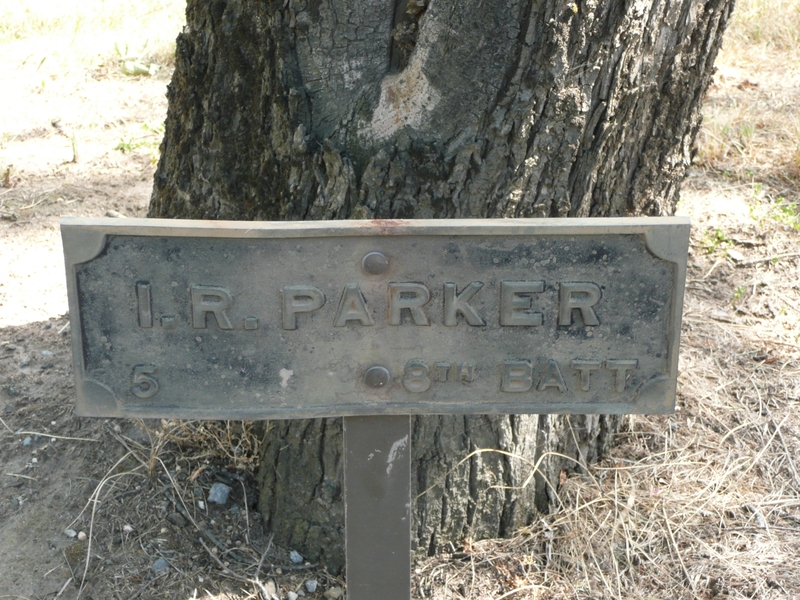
left=344, top=415, right=412, bottom=600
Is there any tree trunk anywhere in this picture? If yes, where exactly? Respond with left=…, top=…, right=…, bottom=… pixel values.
left=149, top=0, right=734, bottom=573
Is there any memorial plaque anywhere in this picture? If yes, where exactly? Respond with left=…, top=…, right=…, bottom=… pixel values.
left=61, top=217, right=689, bottom=419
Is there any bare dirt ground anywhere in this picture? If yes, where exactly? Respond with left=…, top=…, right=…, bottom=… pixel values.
left=1, top=1, right=800, bottom=599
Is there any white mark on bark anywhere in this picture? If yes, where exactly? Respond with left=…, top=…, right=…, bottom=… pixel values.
left=342, top=58, right=366, bottom=89
left=386, top=434, right=409, bottom=475
left=279, top=368, right=294, bottom=389
left=367, top=47, right=441, bottom=141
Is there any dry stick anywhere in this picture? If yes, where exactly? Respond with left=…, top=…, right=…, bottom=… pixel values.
left=739, top=252, right=800, bottom=266
left=198, top=538, right=250, bottom=583
left=16, top=187, right=59, bottom=210
left=109, top=431, right=149, bottom=470
left=125, top=572, right=163, bottom=600
left=769, top=417, right=800, bottom=489
left=54, top=577, right=73, bottom=599
left=719, top=420, right=757, bottom=444
left=110, top=429, right=210, bottom=549
left=585, top=529, right=613, bottom=596
left=662, top=505, right=695, bottom=594
left=600, top=461, right=748, bottom=582
left=468, top=552, right=476, bottom=600
left=240, top=480, right=252, bottom=547
left=723, top=525, right=799, bottom=533
left=754, top=336, right=800, bottom=350
left=702, top=258, right=724, bottom=280
left=494, top=584, right=548, bottom=600
left=741, top=414, right=789, bottom=481
left=67, top=453, right=140, bottom=529
left=15, top=431, right=99, bottom=443
left=0, top=416, right=14, bottom=434
left=608, top=470, right=623, bottom=598
left=776, top=291, right=800, bottom=315
left=665, top=489, right=758, bottom=581
left=113, top=431, right=285, bottom=576
left=76, top=457, right=141, bottom=600
left=4, top=472, right=37, bottom=480
left=254, top=532, right=275, bottom=582
left=43, top=565, right=61, bottom=578
left=61, top=548, right=77, bottom=582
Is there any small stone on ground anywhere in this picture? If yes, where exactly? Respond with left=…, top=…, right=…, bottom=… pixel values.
left=208, top=482, right=230, bottom=504
left=323, top=586, right=344, bottom=599
left=152, top=557, right=170, bottom=573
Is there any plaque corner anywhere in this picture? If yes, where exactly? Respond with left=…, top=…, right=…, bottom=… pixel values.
left=641, top=221, right=691, bottom=265
left=75, top=378, right=122, bottom=417
left=61, top=221, right=108, bottom=267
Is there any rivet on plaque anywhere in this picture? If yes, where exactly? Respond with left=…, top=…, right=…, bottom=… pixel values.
left=364, top=365, right=392, bottom=389
left=361, top=251, right=389, bottom=275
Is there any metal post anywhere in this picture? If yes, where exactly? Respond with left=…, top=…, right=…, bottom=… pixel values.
left=343, top=415, right=412, bottom=600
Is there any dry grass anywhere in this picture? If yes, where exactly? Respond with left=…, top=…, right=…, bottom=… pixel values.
left=150, top=420, right=264, bottom=474
left=695, top=0, right=800, bottom=193
left=0, top=0, right=184, bottom=78
left=723, top=0, right=800, bottom=52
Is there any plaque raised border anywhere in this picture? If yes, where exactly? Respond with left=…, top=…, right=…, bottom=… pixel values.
left=61, top=216, right=689, bottom=419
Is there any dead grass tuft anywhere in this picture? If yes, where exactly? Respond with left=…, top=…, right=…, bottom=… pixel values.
left=0, top=0, right=185, bottom=78
left=696, top=0, right=800, bottom=205
left=154, top=419, right=264, bottom=473
left=723, top=0, right=800, bottom=52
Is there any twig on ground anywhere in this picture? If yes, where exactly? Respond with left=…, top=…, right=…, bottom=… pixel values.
left=663, top=505, right=696, bottom=594
left=739, top=252, right=800, bottom=266
left=14, top=431, right=99, bottom=442
left=54, top=577, right=73, bottom=599
left=4, top=472, right=37, bottom=480
left=198, top=538, right=250, bottom=583
left=68, top=452, right=141, bottom=529
left=254, top=533, right=274, bottom=582
left=16, top=187, right=59, bottom=210
left=769, top=418, right=800, bottom=489
left=241, top=480, right=252, bottom=548
left=76, top=454, right=145, bottom=600
left=494, top=585, right=547, bottom=600
left=125, top=572, right=164, bottom=600
left=61, top=549, right=76, bottom=583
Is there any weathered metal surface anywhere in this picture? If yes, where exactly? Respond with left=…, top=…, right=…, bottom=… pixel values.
left=61, top=217, right=689, bottom=419
left=344, top=415, right=411, bottom=600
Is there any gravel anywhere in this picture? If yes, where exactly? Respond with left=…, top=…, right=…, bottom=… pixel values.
left=208, top=482, right=231, bottom=504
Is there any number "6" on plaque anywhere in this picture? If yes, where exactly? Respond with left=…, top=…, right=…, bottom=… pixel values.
left=131, top=365, right=159, bottom=398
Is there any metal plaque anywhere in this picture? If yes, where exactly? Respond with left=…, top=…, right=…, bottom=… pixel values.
left=61, top=217, right=689, bottom=419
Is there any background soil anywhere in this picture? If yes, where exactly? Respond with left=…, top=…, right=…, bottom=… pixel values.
left=1, top=1, right=800, bottom=599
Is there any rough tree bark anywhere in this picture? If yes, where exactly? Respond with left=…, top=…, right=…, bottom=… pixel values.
left=149, top=0, right=735, bottom=573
